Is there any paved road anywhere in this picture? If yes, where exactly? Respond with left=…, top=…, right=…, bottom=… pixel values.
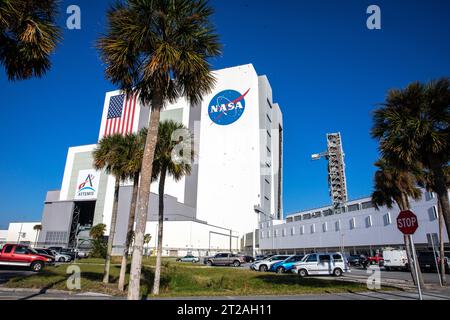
left=0, top=268, right=34, bottom=285
left=348, top=267, right=448, bottom=285
left=0, top=287, right=449, bottom=300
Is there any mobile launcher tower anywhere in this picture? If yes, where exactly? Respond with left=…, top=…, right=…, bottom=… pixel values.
left=312, top=133, right=348, bottom=213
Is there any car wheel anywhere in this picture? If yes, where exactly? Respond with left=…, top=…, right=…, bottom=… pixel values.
left=207, top=261, right=213, bottom=266
left=233, top=261, right=241, bottom=267
left=259, top=265, right=268, bottom=272
left=333, top=268, right=343, bottom=277
left=31, top=261, right=44, bottom=273
left=298, top=269, right=307, bottom=278
left=58, top=257, right=65, bottom=262
left=276, top=266, right=285, bottom=274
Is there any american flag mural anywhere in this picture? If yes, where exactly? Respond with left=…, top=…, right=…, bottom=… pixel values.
left=103, top=94, right=138, bottom=136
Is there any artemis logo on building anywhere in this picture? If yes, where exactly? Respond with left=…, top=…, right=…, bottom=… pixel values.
left=208, top=88, right=250, bottom=126
left=77, top=174, right=96, bottom=197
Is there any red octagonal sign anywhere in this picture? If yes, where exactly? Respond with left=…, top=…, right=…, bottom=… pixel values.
left=397, top=210, right=419, bottom=235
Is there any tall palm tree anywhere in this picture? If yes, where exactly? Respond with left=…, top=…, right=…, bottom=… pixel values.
left=151, top=120, right=192, bottom=295
left=33, top=224, right=42, bottom=248
left=93, top=134, right=128, bottom=284
left=97, top=0, right=221, bottom=300
left=371, top=158, right=424, bottom=287
left=118, top=130, right=147, bottom=291
left=372, top=78, right=450, bottom=243
left=0, top=0, right=61, bottom=80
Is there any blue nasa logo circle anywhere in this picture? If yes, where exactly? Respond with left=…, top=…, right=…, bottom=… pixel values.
left=208, top=89, right=249, bottom=126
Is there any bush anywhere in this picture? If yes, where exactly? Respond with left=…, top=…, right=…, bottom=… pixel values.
left=90, top=238, right=107, bottom=259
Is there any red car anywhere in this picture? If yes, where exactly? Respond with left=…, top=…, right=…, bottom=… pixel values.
left=0, top=244, right=54, bottom=272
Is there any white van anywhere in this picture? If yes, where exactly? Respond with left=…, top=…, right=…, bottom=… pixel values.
left=382, top=249, right=408, bottom=271
left=291, top=253, right=350, bottom=277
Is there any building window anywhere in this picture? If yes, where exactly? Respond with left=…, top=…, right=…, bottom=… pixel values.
left=348, top=204, right=359, bottom=212
left=335, top=220, right=341, bottom=232
left=350, top=218, right=356, bottom=230
left=266, top=114, right=272, bottom=123
left=361, top=201, right=374, bottom=210
left=426, top=192, right=435, bottom=201
left=294, top=215, right=302, bottom=222
left=265, top=178, right=270, bottom=185
left=384, top=213, right=391, bottom=226
left=430, top=206, right=438, bottom=221
left=282, top=229, right=286, bottom=237
left=303, top=213, right=311, bottom=220
left=267, top=231, right=271, bottom=238
left=322, top=222, right=327, bottom=232
left=366, top=216, right=373, bottom=228
left=267, top=99, right=273, bottom=109
left=313, top=212, right=322, bottom=219
left=286, top=217, right=293, bottom=223
left=300, top=226, right=305, bottom=235
left=265, top=162, right=271, bottom=168
left=291, top=227, right=295, bottom=236
left=267, top=130, right=272, bottom=138
left=260, top=232, right=264, bottom=239
left=311, top=224, right=316, bottom=234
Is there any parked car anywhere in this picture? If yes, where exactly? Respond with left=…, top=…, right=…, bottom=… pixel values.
left=345, top=254, right=361, bottom=267
left=250, top=255, right=290, bottom=272
left=36, top=248, right=72, bottom=262
left=255, top=255, right=272, bottom=261
left=0, top=244, right=54, bottom=272
left=382, top=249, right=408, bottom=271
left=238, top=255, right=255, bottom=263
left=47, top=247, right=79, bottom=260
left=270, top=255, right=304, bottom=273
left=292, top=253, right=350, bottom=277
left=204, top=253, right=245, bottom=267
left=418, top=251, right=450, bottom=273
left=176, top=255, right=200, bottom=263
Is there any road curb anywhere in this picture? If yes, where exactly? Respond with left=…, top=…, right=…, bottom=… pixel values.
left=0, top=286, right=111, bottom=297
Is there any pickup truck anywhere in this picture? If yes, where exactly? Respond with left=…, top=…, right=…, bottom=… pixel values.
left=204, top=253, right=245, bottom=267
left=0, top=244, right=54, bottom=272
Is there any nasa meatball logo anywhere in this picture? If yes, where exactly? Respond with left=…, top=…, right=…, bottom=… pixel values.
left=208, top=88, right=250, bottom=126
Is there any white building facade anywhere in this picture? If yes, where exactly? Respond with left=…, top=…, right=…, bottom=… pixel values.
left=4, top=222, right=41, bottom=247
left=259, top=191, right=449, bottom=255
left=38, top=64, right=283, bottom=257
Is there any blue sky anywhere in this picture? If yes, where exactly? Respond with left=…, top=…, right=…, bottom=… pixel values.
left=1, top=0, right=450, bottom=229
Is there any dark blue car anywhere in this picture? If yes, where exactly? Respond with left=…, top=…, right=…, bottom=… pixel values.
left=270, top=255, right=305, bottom=273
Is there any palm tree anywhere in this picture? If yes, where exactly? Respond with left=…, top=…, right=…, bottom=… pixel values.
left=33, top=224, right=42, bottom=248
left=93, top=134, right=129, bottom=284
left=0, top=0, right=61, bottom=80
left=371, top=158, right=424, bottom=287
left=89, top=224, right=106, bottom=240
left=151, top=120, right=193, bottom=295
left=372, top=78, right=450, bottom=243
left=415, top=165, right=450, bottom=285
left=118, top=130, right=147, bottom=291
left=97, top=0, right=221, bottom=300
left=143, top=234, right=152, bottom=255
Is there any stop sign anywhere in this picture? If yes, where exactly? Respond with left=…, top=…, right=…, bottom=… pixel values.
left=397, top=210, right=419, bottom=235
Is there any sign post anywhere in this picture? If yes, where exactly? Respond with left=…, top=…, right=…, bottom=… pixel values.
left=397, top=210, right=423, bottom=300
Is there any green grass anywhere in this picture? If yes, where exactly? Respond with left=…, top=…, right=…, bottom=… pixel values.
left=3, top=259, right=387, bottom=298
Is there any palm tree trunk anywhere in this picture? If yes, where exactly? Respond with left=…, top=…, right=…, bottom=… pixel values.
left=128, top=95, right=162, bottom=300
left=118, top=172, right=140, bottom=291
left=430, top=160, right=450, bottom=244
left=103, top=178, right=120, bottom=284
left=152, top=168, right=167, bottom=295
left=399, top=193, right=425, bottom=288
left=437, top=200, right=447, bottom=285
